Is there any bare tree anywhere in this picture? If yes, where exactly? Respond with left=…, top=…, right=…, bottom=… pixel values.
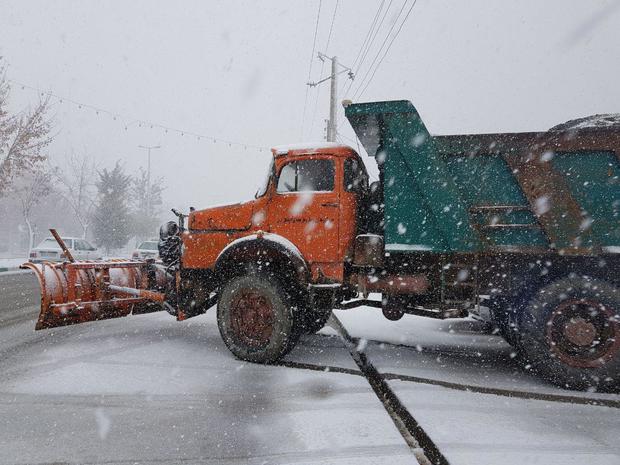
left=0, top=58, right=53, bottom=196
left=54, top=151, right=97, bottom=238
left=11, top=168, right=54, bottom=250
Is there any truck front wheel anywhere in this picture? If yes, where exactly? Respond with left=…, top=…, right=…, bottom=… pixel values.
left=217, top=274, right=300, bottom=363
left=519, top=276, right=620, bottom=390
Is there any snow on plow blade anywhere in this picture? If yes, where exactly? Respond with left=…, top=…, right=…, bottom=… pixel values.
left=21, top=259, right=168, bottom=330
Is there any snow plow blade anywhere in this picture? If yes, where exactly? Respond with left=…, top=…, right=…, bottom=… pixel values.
left=21, top=260, right=168, bottom=330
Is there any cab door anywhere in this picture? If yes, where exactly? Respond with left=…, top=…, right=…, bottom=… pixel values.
left=268, top=156, right=340, bottom=265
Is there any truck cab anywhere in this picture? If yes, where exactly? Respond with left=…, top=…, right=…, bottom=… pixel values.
left=170, top=143, right=406, bottom=363
left=182, top=143, right=369, bottom=284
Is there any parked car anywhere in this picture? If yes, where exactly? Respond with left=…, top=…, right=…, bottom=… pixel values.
left=132, top=240, right=160, bottom=260
left=29, top=237, right=102, bottom=262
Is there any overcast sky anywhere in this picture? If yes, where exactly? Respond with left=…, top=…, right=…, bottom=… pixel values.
left=2, top=0, right=619, bottom=211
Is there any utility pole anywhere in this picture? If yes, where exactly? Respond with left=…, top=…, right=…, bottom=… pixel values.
left=138, top=145, right=161, bottom=218
left=308, top=52, right=353, bottom=142
left=328, top=55, right=338, bottom=142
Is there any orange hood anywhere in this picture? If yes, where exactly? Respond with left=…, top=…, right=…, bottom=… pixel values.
left=189, top=201, right=255, bottom=231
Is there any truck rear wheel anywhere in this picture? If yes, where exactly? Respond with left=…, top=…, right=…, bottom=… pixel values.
left=519, top=276, right=620, bottom=390
left=217, top=274, right=300, bottom=363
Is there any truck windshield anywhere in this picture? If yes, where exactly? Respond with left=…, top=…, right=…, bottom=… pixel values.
left=256, top=158, right=274, bottom=198
left=276, top=159, right=334, bottom=192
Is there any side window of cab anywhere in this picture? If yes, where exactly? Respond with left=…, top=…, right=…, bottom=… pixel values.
left=276, top=159, right=334, bottom=193
left=344, top=158, right=368, bottom=193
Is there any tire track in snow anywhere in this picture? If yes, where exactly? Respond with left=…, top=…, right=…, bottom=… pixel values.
left=280, top=333, right=620, bottom=409
left=328, top=314, right=448, bottom=465
left=278, top=357, right=620, bottom=409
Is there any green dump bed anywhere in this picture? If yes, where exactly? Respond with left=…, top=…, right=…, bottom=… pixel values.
left=345, top=100, right=620, bottom=255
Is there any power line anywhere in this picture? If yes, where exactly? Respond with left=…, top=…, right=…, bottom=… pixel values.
left=335, top=129, right=356, bottom=145
left=341, top=0, right=386, bottom=98
left=345, top=0, right=395, bottom=100
left=9, top=78, right=268, bottom=151
left=350, top=0, right=386, bottom=72
left=324, top=0, right=339, bottom=65
left=349, top=0, right=394, bottom=87
left=309, top=0, right=339, bottom=138
left=356, top=0, right=418, bottom=99
left=339, top=0, right=394, bottom=128
left=352, top=0, right=410, bottom=100
left=301, top=0, right=323, bottom=140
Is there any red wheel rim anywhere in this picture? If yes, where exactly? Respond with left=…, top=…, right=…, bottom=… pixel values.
left=546, top=299, right=620, bottom=368
left=230, top=289, right=274, bottom=348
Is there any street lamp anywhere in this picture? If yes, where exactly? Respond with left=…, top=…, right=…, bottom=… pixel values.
left=138, top=145, right=161, bottom=218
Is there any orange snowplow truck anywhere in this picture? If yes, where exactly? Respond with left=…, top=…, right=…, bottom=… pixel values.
left=24, top=100, right=620, bottom=390
left=26, top=143, right=418, bottom=361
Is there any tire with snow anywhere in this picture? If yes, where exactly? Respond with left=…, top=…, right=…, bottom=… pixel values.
left=519, top=276, right=620, bottom=390
left=217, top=274, right=300, bottom=363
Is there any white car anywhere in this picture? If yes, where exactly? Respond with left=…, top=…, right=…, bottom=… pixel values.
left=29, top=237, right=102, bottom=263
left=132, top=240, right=160, bottom=260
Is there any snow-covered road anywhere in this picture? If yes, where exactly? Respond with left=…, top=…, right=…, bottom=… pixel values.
left=334, top=308, right=619, bottom=465
left=0, top=271, right=618, bottom=465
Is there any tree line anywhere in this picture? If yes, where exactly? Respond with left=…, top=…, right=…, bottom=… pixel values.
left=0, top=57, right=165, bottom=255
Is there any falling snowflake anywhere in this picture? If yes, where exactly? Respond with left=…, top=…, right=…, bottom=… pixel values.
left=95, top=407, right=111, bottom=440
left=534, top=196, right=550, bottom=215
left=290, top=192, right=314, bottom=216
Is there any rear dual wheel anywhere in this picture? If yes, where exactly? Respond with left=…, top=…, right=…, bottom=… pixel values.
left=217, top=274, right=301, bottom=363
left=519, top=276, right=620, bottom=390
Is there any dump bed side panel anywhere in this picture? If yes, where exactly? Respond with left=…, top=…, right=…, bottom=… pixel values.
left=442, top=154, right=548, bottom=250
left=345, top=99, right=620, bottom=255
left=346, top=100, right=479, bottom=253
left=552, top=150, right=620, bottom=248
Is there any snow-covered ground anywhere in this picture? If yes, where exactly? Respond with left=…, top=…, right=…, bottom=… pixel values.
left=0, top=311, right=411, bottom=465
left=334, top=307, right=619, bottom=400
left=0, top=283, right=618, bottom=464
left=389, top=380, right=619, bottom=465
left=333, top=307, right=620, bottom=465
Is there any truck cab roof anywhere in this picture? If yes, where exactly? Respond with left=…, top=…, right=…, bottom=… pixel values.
left=271, top=142, right=355, bottom=157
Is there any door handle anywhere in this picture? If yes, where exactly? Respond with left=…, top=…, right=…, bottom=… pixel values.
left=321, top=202, right=339, bottom=208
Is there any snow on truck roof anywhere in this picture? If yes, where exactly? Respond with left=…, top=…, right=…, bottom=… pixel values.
left=271, top=142, right=353, bottom=155
left=550, top=114, right=620, bottom=131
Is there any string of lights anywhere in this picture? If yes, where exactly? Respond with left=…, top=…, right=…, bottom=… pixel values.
left=8, top=78, right=269, bottom=152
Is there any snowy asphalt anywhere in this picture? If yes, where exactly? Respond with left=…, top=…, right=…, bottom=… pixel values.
left=0, top=271, right=40, bottom=326
left=0, top=271, right=619, bottom=465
